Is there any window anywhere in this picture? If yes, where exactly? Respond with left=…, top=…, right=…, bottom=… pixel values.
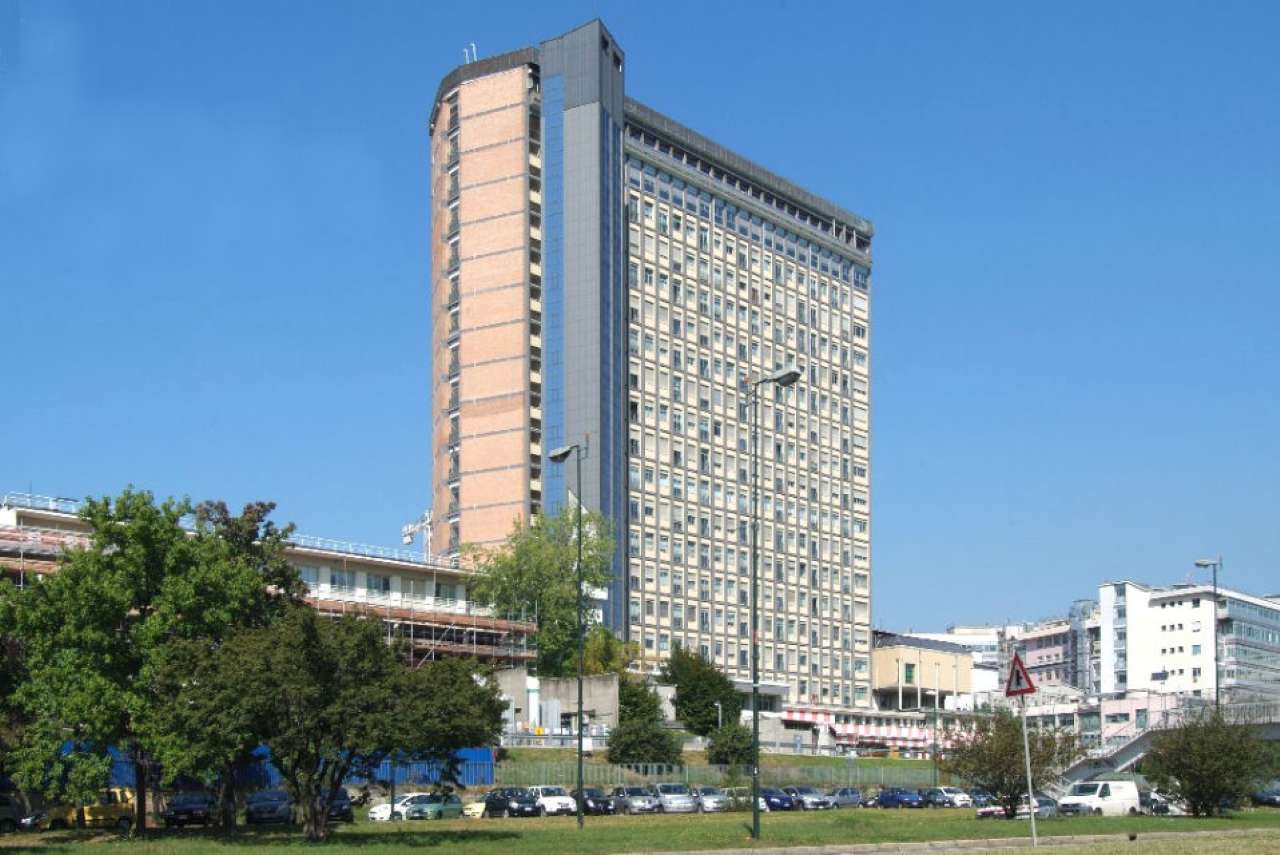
left=331, top=569, right=355, bottom=592
left=298, top=566, right=319, bottom=592
left=404, top=577, right=430, bottom=600
left=903, top=663, right=915, bottom=685
left=366, top=573, right=391, bottom=596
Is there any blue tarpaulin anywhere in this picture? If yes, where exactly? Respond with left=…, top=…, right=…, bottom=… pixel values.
left=81, top=744, right=494, bottom=790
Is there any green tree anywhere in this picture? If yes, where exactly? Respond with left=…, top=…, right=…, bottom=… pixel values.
left=134, top=500, right=302, bottom=829
left=1142, top=710, right=1279, bottom=816
left=607, top=677, right=681, bottom=766
left=706, top=724, right=753, bottom=766
left=941, top=707, right=1078, bottom=818
left=0, top=580, right=33, bottom=814
left=658, top=644, right=741, bottom=737
left=582, top=625, right=637, bottom=676
left=218, top=606, right=502, bottom=841
left=466, top=506, right=613, bottom=677
left=9, top=490, right=300, bottom=832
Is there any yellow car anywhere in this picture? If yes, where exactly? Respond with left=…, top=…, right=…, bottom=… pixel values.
left=462, top=800, right=487, bottom=819
left=20, top=788, right=137, bottom=832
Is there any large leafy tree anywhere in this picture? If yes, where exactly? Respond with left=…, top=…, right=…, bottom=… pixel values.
left=216, top=606, right=503, bottom=841
left=607, top=677, right=681, bottom=766
left=0, top=580, right=32, bottom=810
left=466, top=506, right=613, bottom=677
left=658, top=644, right=741, bottom=737
left=706, top=724, right=753, bottom=767
left=9, top=490, right=300, bottom=831
left=941, top=707, right=1078, bottom=818
left=582, top=624, right=637, bottom=676
left=135, top=500, right=302, bottom=829
left=1142, top=710, right=1279, bottom=816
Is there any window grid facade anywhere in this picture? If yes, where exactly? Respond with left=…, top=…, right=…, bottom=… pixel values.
left=621, top=149, right=873, bottom=711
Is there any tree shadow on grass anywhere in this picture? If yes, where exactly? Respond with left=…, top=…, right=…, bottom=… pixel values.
left=131, top=825, right=523, bottom=849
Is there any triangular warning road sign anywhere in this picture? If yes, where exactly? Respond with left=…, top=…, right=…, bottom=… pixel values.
left=1005, top=653, right=1036, bottom=697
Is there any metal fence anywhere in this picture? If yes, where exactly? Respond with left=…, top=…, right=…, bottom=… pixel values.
left=494, top=762, right=944, bottom=790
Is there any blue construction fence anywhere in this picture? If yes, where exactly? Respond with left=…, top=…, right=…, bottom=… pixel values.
left=88, top=745, right=495, bottom=790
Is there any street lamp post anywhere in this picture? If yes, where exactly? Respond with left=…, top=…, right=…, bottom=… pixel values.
left=550, top=443, right=586, bottom=830
left=714, top=700, right=723, bottom=730
left=1194, top=557, right=1223, bottom=710
left=749, top=365, right=801, bottom=841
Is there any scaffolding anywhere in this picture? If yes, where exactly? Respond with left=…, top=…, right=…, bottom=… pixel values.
left=306, top=593, right=534, bottom=668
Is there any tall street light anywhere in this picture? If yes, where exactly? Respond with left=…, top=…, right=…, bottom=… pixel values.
left=1194, top=557, right=1223, bottom=710
left=749, top=364, right=801, bottom=841
left=550, top=442, right=586, bottom=830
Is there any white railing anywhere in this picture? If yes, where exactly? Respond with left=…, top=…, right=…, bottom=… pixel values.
left=1, top=493, right=82, bottom=514
left=287, top=533, right=460, bottom=569
left=1, top=491, right=463, bottom=571
left=309, top=587, right=495, bottom=619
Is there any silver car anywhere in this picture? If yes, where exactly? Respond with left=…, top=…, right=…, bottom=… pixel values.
left=827, top=787, right=863, bottom=808
left=651, top=783, right=697, bottom=813
left=693, top=786, right=729, bottom=813
left=610, top=785, right=660, bottom=814
left=783, top=785, right=834, bottom=810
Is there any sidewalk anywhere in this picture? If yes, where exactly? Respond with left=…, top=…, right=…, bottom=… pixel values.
left=625, top=826, right=1276, bottom=854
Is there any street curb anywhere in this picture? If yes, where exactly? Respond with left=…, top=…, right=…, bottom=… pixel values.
left=621, top=826, right=1277, bottom=854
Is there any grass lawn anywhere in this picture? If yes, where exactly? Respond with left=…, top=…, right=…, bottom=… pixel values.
left=3, top=806, right=1278, bottom=854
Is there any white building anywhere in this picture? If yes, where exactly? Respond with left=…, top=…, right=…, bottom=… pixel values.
left=1099, top=580, right=1280, bottom=701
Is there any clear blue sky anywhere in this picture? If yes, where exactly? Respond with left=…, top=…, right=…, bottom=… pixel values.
left=2, top=1, right=1277, bottom=630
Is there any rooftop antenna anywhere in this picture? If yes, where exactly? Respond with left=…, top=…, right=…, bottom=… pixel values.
left=470, top=42, right=477, bottom=62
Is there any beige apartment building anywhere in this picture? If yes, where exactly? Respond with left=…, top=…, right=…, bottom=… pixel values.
left=429, top=20, right=875, bottom=722
left=872, top=631, right=973, bottom=712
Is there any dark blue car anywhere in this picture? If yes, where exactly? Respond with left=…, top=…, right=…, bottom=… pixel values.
left=759, top=788, right=797, bottom=811
left=875, top=787, right=924, bottom=808
left=969, top=788, right=994, bottom=808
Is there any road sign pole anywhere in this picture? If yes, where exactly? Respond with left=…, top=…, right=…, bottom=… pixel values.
left=1020, top=695, right=1037, bottom=848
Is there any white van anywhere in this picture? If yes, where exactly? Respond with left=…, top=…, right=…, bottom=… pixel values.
left=1058, top=780, right=1141, bottom=816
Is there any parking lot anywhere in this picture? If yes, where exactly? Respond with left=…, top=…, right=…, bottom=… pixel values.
left=6, top=803, right=1280, bottom=855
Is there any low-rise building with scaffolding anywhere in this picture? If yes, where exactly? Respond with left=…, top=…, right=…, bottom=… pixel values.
left=0, top=492, right=536, bottom=668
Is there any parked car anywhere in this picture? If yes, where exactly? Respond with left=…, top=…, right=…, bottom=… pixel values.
left=827, top=787, right=863, bottom=808
left=693, top=786, right=729, bottom=813
left=481, top=787, right=541, bottom=818
left=570, top=787, right=616, bottom=815
left=328, top=789, right=355, bottom=823
left=610, top=785, right=660, bottom=814
left=1058, top=780, right=1140, bottom=817
left=462, top=800, right=487, bottom=818
left=724, top=786, right=768, bottom=812
left=968, top=788, right=994, bottom=808
left=401, top=793, right=462, bottom=820
left=874, top=787, right=924, bottom=809
left=528, top=785, right=576, bottom=817
left=162, top=791, right=215, bottom=828
left=20, top=788, right=137, bottom=832
left=1019, top=794, right=1058, bottom=819
left=977, top=793, right=1057, bottom=819
left=245, top=789, right=293, bottom=825
left=368, top=792, right=431, bottom=822
left=922, top=787, right=972, bottom=808
left=0, top=793, right=22, bottom=834
left=650, top=783, right=697, bottom=813
left=1252, top=787, right=1280, bottom=808
left=759, top=787, right=797, bottom=811
left=782, top=786, right=833, bottom=810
